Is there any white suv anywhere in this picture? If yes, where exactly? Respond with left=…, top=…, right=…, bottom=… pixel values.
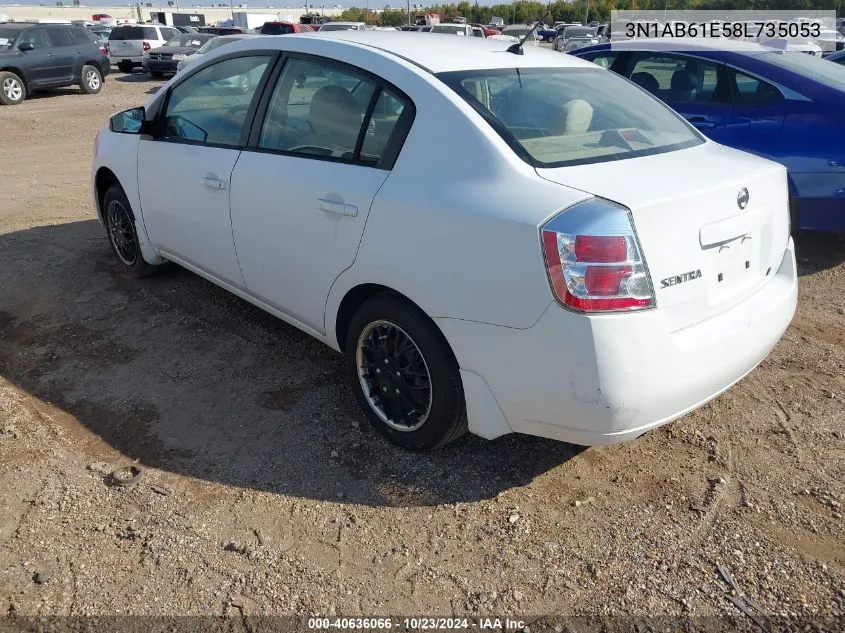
left=108, top=24, right=181, bottom=73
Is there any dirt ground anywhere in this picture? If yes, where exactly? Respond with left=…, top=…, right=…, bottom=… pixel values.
left=0, top=73, right=843, bottom=630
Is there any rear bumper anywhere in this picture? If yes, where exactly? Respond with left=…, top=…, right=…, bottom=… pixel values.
left=113, top=56, right=143, bottom=66
left=437, top=239, right=797, bottom=445
left=790, top=172, right=845, bottom=232
left=142, top=59, right=179, bottom=74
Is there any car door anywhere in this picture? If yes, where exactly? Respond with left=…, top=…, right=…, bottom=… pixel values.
left=230, top=55, right=414, bottom=332
left=43, top=27, right=78, bottom=83
left=625, top=52, right=743, bottom=145
left=13, top=28, right=58, bottom=87
left=137, top=53, right=275, bottom=286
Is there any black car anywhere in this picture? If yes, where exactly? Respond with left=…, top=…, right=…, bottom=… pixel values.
left=141, top=32, right=214, bottom=77
left=0, top=22, right=109, bottom=105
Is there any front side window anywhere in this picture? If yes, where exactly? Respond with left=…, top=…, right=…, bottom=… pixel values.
left=16, top=29, right=50, bottom=49
left=163, top=55, right=271, bottom=146
left=439, top=67, right=703, bottom=168
left=628, top=53, right=725, bottom=104
left=259, top=57, right=408, bottom=166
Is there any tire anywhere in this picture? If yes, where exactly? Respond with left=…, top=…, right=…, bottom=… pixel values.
left=0, top=71, right=26, bottom=105
left=117, top=62, right=132, bottom=73
left=150, top=71, right=164, bottom=79
left=102, top=184, right=160, bottom=278
left=79, top=64, right=103, bottom=94
left=345, top=294, right=467, bottom=451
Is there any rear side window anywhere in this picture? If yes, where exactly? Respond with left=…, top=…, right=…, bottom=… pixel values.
left=439, top=67, right=703, bottom=168
left=729, top=69, right=783, bottom=104
left=109, top=26, right=158, bottom=40
left=48, top=28, right=76, bottom=46
left=68, top=27, right=96, bottom=45
left=258, top=57, right=411, bottom=167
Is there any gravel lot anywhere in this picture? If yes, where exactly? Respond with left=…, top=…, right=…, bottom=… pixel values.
left=0, top=73, right=843, bottom=629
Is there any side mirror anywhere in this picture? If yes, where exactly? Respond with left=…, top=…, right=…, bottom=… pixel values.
left=110, top=106, right=146, bottom=134
left=18, top=42, right=34, bottom=52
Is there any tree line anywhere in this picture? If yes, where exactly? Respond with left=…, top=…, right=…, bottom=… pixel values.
left=337, top=0, right=842, bottom=27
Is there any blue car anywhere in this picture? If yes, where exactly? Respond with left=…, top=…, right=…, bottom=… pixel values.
left=572, top=39, right=845, bottom=232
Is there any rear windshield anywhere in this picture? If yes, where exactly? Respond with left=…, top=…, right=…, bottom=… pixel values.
left=109, top=26, right=158, bottom=40
left=319, top=23, right=358, bottom=31
left=438, top=67, right=703, bottom=168
left=261, top=23, right=293, bottom=35
left=759, top=50, right=845, bottom=90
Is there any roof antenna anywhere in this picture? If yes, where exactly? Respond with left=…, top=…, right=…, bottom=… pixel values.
left=506, top=13, right=548, bottom=55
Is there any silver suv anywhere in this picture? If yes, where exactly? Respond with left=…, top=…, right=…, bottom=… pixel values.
left=108, top=24, right=181, bottom=73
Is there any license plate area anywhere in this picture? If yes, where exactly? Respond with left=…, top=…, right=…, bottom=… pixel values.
left=706, top=233, right=760, bottom=303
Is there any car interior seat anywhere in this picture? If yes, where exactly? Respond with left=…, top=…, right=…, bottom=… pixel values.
left=669, top=69, right=698, bottom=102
left=630, top=72, right=659, bottom=95
left=550, top=98, right=594, bottom=135
left=307, top=84, right=363, bottom=152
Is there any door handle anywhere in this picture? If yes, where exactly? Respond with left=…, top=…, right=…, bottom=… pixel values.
left=201, top=175, right=227, bottom=191
left=318, top=198, right=358, bottom=217
left=687, top=116, right=718, bottom=129
left=47, top=53, right=56, bottom=57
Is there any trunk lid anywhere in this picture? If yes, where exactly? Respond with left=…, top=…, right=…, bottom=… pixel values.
left=536, top=142, right=790, bottom=332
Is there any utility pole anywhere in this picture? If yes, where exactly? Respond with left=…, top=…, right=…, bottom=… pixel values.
left=406, top=0, right=410, bottom=26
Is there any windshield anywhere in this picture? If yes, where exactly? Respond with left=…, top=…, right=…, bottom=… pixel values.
left=165, top=33, right=210, bottom=47
left=109, top=26, right=158, bottom=40
left=198, top=36, right=239, bottom=53
left=438, top=67, right=703, bottom=168
left=503, top=28, right=536, bottom=39
left=760, top=50, right=845, bottom=90
left=0, top=27, right=19, bottom=49
left=565, top=39, right=599, bottom=51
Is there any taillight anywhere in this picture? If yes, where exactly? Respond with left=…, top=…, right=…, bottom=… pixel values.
left=541, top=198, right=655, bottom=313
left=100, top=46, right=108, bottom=56
left=142, top=41, right=151, bottom=51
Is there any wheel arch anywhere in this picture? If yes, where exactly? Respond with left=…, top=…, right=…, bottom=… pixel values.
left=0, top=66, right=29, bottom=90
left=332, top=283, right=459, bottom=369
left=94, top=166, right=120, bottom=223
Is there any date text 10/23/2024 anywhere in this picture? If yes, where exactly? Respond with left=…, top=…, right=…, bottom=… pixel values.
left=307, top=618, right=528, bottom=631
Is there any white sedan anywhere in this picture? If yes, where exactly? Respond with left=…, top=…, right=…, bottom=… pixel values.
left=91, top=32, right=797, bottom=450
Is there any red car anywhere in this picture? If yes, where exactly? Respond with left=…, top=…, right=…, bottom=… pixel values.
left=259, top=21, right=316, bottom=34
left=471, top=23, right=499, bottom=37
